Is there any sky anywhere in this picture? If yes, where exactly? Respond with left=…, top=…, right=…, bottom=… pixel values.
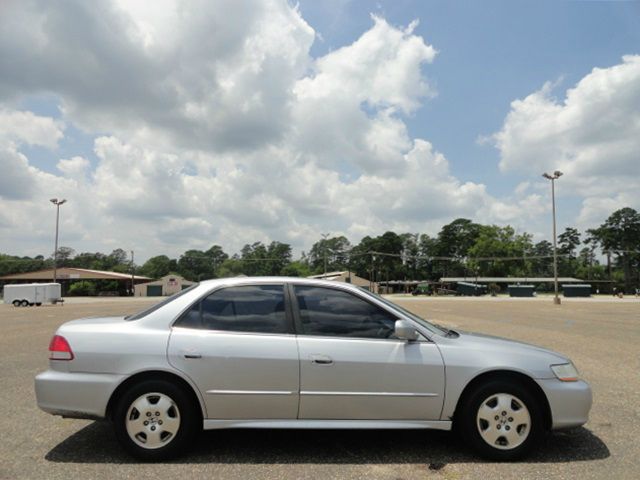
left=0, top=0, right=639, bottom=262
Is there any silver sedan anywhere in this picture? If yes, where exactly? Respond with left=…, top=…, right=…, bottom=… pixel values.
left=35, top=277, right=592, bottom=461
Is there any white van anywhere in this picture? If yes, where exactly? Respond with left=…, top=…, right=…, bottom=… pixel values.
left=3, top=283, right=62, bottom=306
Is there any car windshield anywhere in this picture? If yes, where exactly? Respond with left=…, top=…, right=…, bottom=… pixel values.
left=125, top=283, right=199, bottom=321
left=359, top=288, right=449, bottom=336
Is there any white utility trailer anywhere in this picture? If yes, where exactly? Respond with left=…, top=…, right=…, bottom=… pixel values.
left=3, top=283, right=62, bottom=307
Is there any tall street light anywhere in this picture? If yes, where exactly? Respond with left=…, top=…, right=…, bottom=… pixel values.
left=321, top=232, right=330, bottom=275
left=50, top=198, right=67, bottom=283
left=542, top=171, right=563, bottom=305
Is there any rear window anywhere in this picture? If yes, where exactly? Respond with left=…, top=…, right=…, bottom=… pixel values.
left=125, top=283, right=199, bottom=321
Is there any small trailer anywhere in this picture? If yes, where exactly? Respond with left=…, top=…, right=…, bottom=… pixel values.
left=3, top=283, right=62, bottom=307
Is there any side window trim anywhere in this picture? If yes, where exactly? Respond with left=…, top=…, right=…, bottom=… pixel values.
left=289, top=283, right=432, bottom=342
left=173, top=283, right=295, bottom=335
left=290, top=283, right=404, bottom=340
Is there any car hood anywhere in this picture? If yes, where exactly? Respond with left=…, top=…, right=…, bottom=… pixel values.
left=453, top=330, right=570, bottom=363
left=430, top=326, right=571, bottom=380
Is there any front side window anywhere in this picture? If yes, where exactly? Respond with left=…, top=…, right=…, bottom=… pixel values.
left=175, top=284, right=288, bottom=334
left=294, top=285, right=398, bottom=339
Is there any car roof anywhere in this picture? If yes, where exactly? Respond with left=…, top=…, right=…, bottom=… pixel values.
left=197, top=276, right=364, bottom=290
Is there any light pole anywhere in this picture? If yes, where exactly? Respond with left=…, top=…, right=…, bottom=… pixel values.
left=321, top=233, right=330, bottom=275
left=50, top=198, right=67, bottom=283
left=130, top=250, right=135, bottom=296
left=542, top=171, right=563, bottom=305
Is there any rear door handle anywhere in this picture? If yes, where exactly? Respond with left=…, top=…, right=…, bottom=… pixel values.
left=310, top=354, right=333, bottom=365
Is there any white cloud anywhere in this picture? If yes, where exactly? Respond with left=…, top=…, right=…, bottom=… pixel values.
left=57, top=156, right=90, bottom=180
left=0, top=1, right=544, bottom=259
left=490, top=55, right=640, bottom=229
left=0, top=108, right=64, bottom=148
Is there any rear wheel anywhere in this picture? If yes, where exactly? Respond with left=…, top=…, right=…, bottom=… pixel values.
left=458, top=379, right=543, bottom=461
left=20, top=300, right=29, bottom=307
left=113, top=380, right=200, bottom=461
left=12, top=300, right=20, bottom=307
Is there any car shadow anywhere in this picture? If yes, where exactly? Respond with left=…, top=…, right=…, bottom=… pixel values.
left=45, top=422, right=609, bottom=465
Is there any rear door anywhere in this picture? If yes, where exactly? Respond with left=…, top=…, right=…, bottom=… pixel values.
left=168, top=283, right=299, bottom=419
left=292, top=284, right=445, bottom=420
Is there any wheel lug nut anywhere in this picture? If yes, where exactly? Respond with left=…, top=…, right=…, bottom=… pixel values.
left=158, top=420, right=163, bottom=425
left=146, top=412, right=152, bottom=417
left=497, top=425, right=501, bottom=429
left=155, top=412, right=160, bottom=416
left=502, top=411, right=507, bottom=416
left=151, top=426, right=156, bottom=431
left=508, top=417, right=513, bottom=422
left=494, top=416, right=499, bottom=420
left=143, top=421, right=148, bottom=426
left=505, top=426, right=510, bottom=431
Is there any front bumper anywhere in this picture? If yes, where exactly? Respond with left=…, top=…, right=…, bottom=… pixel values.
left=35, top=369, right=126, bottom=419
left=537, top=378, right=592, bottom=429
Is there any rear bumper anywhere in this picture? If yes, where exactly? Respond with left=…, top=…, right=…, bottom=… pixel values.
left=35, top=370, right=126, bottom=419
left=537, top=378, right=592, bottom=429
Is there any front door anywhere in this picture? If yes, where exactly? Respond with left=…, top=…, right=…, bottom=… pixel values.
left=292, top=284, right=445, bottom=420
left=168, top=284, right=299, bottom=419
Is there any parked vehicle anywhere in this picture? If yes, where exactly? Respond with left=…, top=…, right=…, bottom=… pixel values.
left=411, top=283, right=431, bottom=295
left=3, top=283, right=61, bottom=307
left=35, top=277, right=591, bottom=461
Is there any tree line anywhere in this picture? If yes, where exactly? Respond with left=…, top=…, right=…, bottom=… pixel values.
left=1, top=207, right=639, bottom=291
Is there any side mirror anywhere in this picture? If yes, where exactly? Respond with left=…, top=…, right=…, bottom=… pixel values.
left=394, top=319, right=418, bottom=341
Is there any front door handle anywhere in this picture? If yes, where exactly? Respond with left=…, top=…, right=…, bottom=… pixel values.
left=310, top=354, right=333, bottom=365
left=182, top=350, right=202, bottom=359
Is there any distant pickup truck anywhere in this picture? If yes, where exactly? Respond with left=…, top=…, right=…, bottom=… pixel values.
left=3, top=283, right=62, bottom=307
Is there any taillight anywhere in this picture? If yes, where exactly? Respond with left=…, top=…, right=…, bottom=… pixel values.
left=49, top=335, right=74, bottom=361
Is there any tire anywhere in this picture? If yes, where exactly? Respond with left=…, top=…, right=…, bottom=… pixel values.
left=12, top=300, right=21, bottom=307
left=20, top=300, right=29, bottom=307
left=113, top=380, right=200, bottom=461
left=457, top=379, right=543, bottom=461
left=35, top=302, right=42, bottom=306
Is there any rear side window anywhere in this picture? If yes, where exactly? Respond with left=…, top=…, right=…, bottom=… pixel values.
left=175, top=285, right=288, bottom=334
left=294, top=285, right=398, bottom=339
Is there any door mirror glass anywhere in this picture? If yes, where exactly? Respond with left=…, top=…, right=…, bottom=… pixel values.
left=394, top=320, right=418, bottom=341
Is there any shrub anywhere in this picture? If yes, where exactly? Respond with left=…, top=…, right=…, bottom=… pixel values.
left=68, top=281, right=96, bottom=296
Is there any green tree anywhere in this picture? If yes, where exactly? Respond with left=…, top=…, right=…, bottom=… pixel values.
left=531, top=240, right=553, bottom=277
left=139, top=255, right=175, bottom=279
left=400, top=233, right=419, bottom=280
left=433, top=218, right=482, bottom=278
left=281, top=260, right=312, bottom=277
left=467, top=225, right=533, bottom=277
left=557, top=227, right=581, bottom=277
left=588, top=207, right=640, bottom=291
left=54, top=246, right=76, bottom=267
left=178, top=250, right=213, bottom=281
left=308, top=235, right=351, bottom=273
left=217, top=257, right=245, bottom=278
left=558, top=227, right=581, bottom=256
left=239, top=241, right=292, bottom=276
left=67, top=281, right=96, bottom=296
left=205, top=245, right=229, bottom=274
left=349, top=232, right=404, bottom=281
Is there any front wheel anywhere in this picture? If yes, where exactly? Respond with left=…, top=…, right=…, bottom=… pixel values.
left=113, top=380, right=200, bottom=461
left=458, top=380, right=543, bottom=461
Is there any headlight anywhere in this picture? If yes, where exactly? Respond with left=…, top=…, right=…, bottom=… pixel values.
left=551, top=363, right=579, bottom=382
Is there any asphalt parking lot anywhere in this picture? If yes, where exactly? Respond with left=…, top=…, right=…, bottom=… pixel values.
left=1, top=295, right=638, bottom=479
